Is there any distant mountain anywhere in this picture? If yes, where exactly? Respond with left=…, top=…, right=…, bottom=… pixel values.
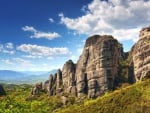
left=22, top=69, right=57, bottom=76
left=0, top=70, right=27, bottom=80
left=0, top=69, right=57, bottom=84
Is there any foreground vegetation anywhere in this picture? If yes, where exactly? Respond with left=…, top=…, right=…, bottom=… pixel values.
left=57, top=80, right=150, bottom=113
left=1, top=80, right=150, bottom=113
left=0, top=84, right=64, bottom=113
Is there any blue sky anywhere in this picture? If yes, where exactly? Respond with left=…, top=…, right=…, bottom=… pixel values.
left=0, top=0, right=150, bottom=71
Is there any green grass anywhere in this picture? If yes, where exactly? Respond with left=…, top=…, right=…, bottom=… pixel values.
left=0, top=84, right=63, bottom=113
left=56, top=80, right=150, bottom=113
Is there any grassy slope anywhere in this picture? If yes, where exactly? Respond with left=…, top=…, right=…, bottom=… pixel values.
left=1, top=80, right=150, bottom=113
left=57, top=80, right=150, bottom=113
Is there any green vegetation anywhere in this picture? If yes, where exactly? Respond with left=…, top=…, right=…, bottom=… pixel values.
left=0, top=84, right=64, bottom=113
left=56, top=80, right=150, bottom=113
left=1, top=80, right=150, bottom=113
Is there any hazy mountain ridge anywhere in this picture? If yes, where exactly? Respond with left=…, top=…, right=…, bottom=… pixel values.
left=0, top=69, right=57, bottom=84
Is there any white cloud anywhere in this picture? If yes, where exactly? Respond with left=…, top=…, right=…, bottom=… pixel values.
left=31, top=32, right=61, bottom=39
left=49, top=18, right=54, bottom=23
left=5, top=42, right=14, bottom=49
left=23, top=55, right=42, bottom=59
left=22, top=26, right=61, bottom=40
left=0, top=43, right=15, bottom=54
left=2, top=50, right=14, bottom=54
left=17, top=44, right=69, bottom=58
left=59, top=0, right=150, bottom=42
left=1, top=59, right=13, bottom=65
left=13, top=58, right=35, bottom=67
left=22, top=26, right=36, bottom=32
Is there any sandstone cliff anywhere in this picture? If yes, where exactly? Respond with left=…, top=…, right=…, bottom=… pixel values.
left=62, top=60, right=77, bottom=96
left=46, top=61, right=76, bottom=96
left=39, top=35, right=123, bottom=98
left=130, top=26, right=150, bottom=81
left=76, top=35, right=121, bottom=98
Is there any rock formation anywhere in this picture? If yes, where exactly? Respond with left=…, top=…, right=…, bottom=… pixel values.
left=131, top=26, right=150, bottom=81
left=56, top=69, right=63, bottom=94
left=76, top=35, right=121, bottom=98
left=0, top=85, right=6, bottom=96
left=40, top=35, right=122, bottom=98
left=48, top=73, right=57, bottom=96
left=62, top=60, right=77, bottom=96
left=32, top=26, right=150, bottom=98
left=47, top=61, right=76, bottom=96
left=31, top=82, right=42, bottom=95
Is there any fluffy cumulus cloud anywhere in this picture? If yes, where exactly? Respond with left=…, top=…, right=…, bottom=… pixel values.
left=59, top=0, right=150, bottom=42
left=0, top=42, right=15, bottom=54
left=17, top=44, right=69, bottom=58
left=22, top=26, right=61, bottom=40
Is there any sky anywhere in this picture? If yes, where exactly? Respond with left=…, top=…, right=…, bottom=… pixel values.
left=0, top=0, right=150, bottom=71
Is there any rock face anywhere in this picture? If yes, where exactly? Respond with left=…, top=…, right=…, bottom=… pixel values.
left=40, top=35, right=122, bottom=98
left=0, top=85, right=6, bottom=96
left=48, top=73, right=57, bottom=96
left=131, top=26, right=150, bottom=81
left=56, top=69, right=63, bottom=94
left=47, top=61, right=77, bottom=96
left=62, top=60, right=77, bottom=96
left=76, top=35, right=121, bottom=98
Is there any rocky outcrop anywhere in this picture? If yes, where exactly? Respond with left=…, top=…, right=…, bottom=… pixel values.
left=47, top=61, right=76, bottom=96
left=31, top=82, right=42, bottom=95
left=0, top=85, right=6, bottom=96
left=56, top=69, right=63, bottom=94
left=62, top=60, right=77, bottom=96
left=38, top=35, right=122, bottom=98
left=131, top=26, right=150, bottom=81
left=48, top=73, right=57, bottom=96
left=76, top=35, right=121, bottom=98
left=43, top=80, right=49, bottom=92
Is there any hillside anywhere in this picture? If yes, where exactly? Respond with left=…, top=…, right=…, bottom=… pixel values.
left=56, top=80, right=150, bottom=113
left=0, top=84, right=60, bottom=113
left=0, top=80, right=150, bottom=113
